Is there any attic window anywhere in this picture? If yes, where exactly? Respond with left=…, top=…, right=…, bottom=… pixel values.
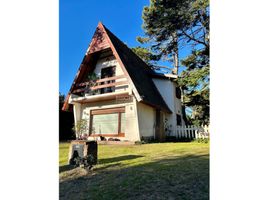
left=175, top=87, right=181, bottom=99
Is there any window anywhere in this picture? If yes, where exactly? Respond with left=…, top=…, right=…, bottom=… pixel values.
left=175, top=87, right=181, bottom=99
left=89, top=107, right=126, bottom=137
left=176, top=114, right=182, bottom=125
left=92, top=113, right=118, bottom=134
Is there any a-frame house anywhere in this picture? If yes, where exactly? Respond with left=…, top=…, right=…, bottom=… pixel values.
left=62, top=22, right=185, bottom=142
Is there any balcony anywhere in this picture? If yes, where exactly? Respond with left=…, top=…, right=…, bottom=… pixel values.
left=69, top=75, right=131, bottom=104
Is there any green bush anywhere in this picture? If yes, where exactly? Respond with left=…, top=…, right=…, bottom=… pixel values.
left=196, top=138, right=209, bottom=143
left=72, top=119, right=89, bottom=139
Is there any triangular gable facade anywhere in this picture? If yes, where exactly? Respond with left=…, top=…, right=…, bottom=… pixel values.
left=86, top=25, right=110, bottom=54
left=62, top=22, right=171, bottom=113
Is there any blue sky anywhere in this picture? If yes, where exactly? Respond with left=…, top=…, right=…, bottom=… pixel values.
left=60, top=0, right=190, bottom=95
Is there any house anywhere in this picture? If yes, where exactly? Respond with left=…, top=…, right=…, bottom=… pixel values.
left=62, top=22, right=185, bottom=142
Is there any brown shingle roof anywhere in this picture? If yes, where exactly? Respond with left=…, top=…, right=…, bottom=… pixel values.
left=103, top=24, right=171, bottom=113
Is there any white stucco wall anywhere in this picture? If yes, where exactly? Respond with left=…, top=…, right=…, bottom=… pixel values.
left=136, top=102, right=156, bottom=138
left=152, top=79, right=174, bottom=111
left=152, top=78, right=185, bottom=136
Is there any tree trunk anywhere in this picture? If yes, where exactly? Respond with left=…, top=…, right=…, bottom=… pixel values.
left=172, top=32, right=188, bottom=125
left=180, top=88, right=188, bottom=125
left=172, top=32, right=179, bottom=75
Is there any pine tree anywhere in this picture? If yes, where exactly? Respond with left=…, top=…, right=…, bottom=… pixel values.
left=131, top=46, right=160, bottom=67
left=138, top=0, right=209, bottom=125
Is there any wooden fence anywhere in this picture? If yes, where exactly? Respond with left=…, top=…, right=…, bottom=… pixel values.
left=177, top=125, right=210, bottom=139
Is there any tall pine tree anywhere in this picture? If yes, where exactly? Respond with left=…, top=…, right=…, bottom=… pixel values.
left=138, top=0, right=209, bottom=125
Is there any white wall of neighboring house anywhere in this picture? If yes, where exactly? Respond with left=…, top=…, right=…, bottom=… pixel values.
left=136, top=102, right=156, bottom=139
left=152, top=78, right=185, bottom=136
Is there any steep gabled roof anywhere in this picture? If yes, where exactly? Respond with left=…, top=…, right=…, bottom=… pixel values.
left=63, top=22, right=171, bottom=113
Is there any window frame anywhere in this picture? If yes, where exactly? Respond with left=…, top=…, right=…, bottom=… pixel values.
left=89, top=107, right=125, bottom=137
left=175, top=87, right=181, bottom=99
left=176, top=114, right=182, bottom=126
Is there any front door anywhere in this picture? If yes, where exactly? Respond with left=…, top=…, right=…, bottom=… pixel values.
left=155, top=109, right=165, bottom=141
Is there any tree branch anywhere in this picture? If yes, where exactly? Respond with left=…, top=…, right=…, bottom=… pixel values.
left=152, top=65, right=173, bottom=70
left=182, top=30, right=208, bottom=48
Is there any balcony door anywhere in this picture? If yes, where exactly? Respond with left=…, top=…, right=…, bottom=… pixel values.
left=101, top=66, right=116, bottom=94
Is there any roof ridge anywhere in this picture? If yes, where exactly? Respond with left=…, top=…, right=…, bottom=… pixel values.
left=102, top=24, right=171, bottom=113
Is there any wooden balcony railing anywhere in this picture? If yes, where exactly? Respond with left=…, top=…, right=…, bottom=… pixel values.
left=72, top=75, right=128, bottom=94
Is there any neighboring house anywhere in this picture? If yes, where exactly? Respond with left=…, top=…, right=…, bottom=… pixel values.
left=62, top=22, right=185, bottom=142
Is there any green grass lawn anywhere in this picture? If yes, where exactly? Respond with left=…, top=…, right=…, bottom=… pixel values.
left=59, top=142, right=209, bottom=200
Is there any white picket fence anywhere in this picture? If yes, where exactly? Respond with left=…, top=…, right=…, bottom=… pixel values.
left=177, top=125, right=210, bottom=139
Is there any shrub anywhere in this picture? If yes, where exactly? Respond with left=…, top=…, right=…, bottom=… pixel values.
left=177, top=136, right=193, bottom=142
left=165, top=136, right=177, bottom=142
left=196, top=138, right=209, bottom=143
left=135, top=141, right=146, bottom=145
left=72, top=119, right=89, bottom=139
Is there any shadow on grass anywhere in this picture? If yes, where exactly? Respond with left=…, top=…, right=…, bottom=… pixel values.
left=59, top=165, right=75, bottom=173
left=94, top=163, right=122, bottom=171
left=98, top=155, right=143, bottom=165
left=59, top=155, right=143, bottom=173
left=60, top=154, right=209, bottom=200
